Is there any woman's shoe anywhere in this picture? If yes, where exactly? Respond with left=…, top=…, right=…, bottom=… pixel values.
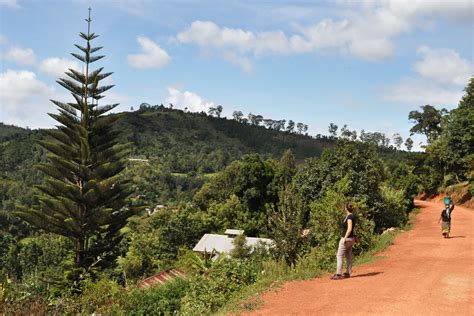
left=343, top=272, right=350, bottom=278
left=331, top=274, right=343, bottom=280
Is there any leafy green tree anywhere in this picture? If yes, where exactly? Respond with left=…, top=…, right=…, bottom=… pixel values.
left=404, top=137, right=413, bottom=151
left=208, top=105, right=224, bottom=118
left=393, top=133, right=403, bottom=150
left=308, top=179, right=375, bottom=263
left=295, top=141, right=384, bottom=207
left=263, top=119, right=274, bottom=129
left=273, top=149, right=296, bottom=191
left=340, top=124, right=356, bottom=141
left=17, top=234, right=73, bottom=282
left=408, top=104, right=447, bottom=144
left=360, top=131, right=390, bottom=147
left=328, top=123, right=338, bottom=138
left=232, top=110, right=244, bottom=122
left=247, top=113, right=263, bottom=126
left=15, top=12, right=134, bottom=274
left=268, top=184, right=307, bottom=266
left=193, top=154, right=278, bottom=236
left=286, top=120, right=295, bottom=133
left=0, top=234, right=20, bottom=280
left=296, top=122, right=304, bottom=134
left=440, top=77, right=474, bottom=182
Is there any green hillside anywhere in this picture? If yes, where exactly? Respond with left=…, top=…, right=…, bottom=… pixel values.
left=1, top=107, right=333, bottom=174
left=0, top=107, right=334, bottom=221
left=118, top=106, right=333, bottom=172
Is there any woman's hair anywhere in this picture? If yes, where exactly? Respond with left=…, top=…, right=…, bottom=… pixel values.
left=345, top=202, right=354, bottom=213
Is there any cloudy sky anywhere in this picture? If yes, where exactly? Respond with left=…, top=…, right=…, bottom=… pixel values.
left=1, top=0, right=473, bottom=149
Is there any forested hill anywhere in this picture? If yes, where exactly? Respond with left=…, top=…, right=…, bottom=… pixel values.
left=0, top=123, right=28, bottom=141
left=0, top=107, right=334, bottom=175
left=117, top=106, right=334, bottom=172
left=0, top=107, right=335, bottom=212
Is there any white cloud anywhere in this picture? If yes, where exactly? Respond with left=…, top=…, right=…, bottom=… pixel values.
left=0, top=69, right=57, bottom=128
left=383, top=46, right=471, bottom=106
left=39, top=57, right=81, bottom=78
left=177, top=21, right=294, bottom=55
left=175, top=0, right=473, bottom=71
left=386, top=0, right=473, bottom=22
left=0, top=0, right=20, bottom=9
left=0, top=69, right=131, bottom=128
left=165, top=87, right=215, bottom=113
left=0, top=34, right=7, bottom=45
left=127, top=36, right=171, bottom=69
left=382, top=78, right=463, bottom=107
left=414, top=46, right=473, bottom=86
left=4, top=46, right=36, bottom=65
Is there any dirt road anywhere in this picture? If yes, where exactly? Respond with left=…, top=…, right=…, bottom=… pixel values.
left=246, top=200, right=473, bottom=315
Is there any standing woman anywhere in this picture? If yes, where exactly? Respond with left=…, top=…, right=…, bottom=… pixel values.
left=331, top=203, right=356, bottom=280
left=439, top=197, right=454, bottom=238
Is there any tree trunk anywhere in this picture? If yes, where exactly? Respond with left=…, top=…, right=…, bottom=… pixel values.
left=75, top=238, right=86, bottom=268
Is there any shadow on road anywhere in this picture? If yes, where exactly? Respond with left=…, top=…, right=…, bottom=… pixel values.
left=447, top=236, right=466, bottom=239
left=352, top=272, right=383, bottom=278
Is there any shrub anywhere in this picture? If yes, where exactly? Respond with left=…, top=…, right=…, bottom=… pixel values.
left=108, top=279, right=189, bottom=315
left=377, top=185, right=409, bottom=230
left=180, top=257, right=259, bottom=315
left=17, top=234, right=72, bottom=280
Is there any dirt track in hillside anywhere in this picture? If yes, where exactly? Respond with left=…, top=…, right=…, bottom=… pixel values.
left=244, top=201, right=473, bottom=315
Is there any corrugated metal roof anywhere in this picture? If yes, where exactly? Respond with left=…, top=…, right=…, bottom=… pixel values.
left=193, top=233, right=274, bottom=254
left=138, top=268, right=186, bottom=289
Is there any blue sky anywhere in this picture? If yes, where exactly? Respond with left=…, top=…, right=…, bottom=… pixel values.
left=1, top=0, right=473, bottom=150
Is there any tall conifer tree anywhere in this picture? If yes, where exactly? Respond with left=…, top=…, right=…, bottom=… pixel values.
left=16, top=9, right=134, bottom=273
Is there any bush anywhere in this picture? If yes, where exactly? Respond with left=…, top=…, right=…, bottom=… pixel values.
left=377, top=185, right=409, bottom=230
left=180, top=257, right=259, bottom=314
left=17, top=234, right=72, bottom=280
left=108, top=279, right=189, bottom=315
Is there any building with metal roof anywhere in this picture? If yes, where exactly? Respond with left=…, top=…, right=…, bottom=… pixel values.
left=192, top=230, right=273, bottom=255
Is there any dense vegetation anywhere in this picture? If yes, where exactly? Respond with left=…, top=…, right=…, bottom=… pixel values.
left=1, top=14, right=472, bottom=314
left=407, top=78, right=474, bottom=197
left=1, top=132, right=423, bottom=314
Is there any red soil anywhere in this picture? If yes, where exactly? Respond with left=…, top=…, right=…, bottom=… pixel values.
left=244, top=200, right=473, bottom=315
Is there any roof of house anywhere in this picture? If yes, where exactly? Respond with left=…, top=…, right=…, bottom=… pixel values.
left=192, top=233, right=273, bottom=254
left=138, top=268, right=186, bottom=289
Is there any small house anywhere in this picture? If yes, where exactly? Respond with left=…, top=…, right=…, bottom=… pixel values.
left=192, top=229, right=273, bottom=258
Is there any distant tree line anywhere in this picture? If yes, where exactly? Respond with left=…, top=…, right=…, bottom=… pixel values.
left=326, top=123, right=414, bottom=152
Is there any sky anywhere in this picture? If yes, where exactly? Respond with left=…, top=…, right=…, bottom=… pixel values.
left=1, top=0, right=473, bottom=150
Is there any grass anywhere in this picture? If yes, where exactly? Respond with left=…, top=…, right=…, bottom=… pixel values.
left=217, top=207, right=422, bottom=315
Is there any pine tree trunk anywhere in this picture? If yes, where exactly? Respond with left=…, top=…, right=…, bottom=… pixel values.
left=75, top=238, right=86, bottom=268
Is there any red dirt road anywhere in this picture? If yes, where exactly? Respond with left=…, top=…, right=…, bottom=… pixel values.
left=246, top=201, right=473, bottom=315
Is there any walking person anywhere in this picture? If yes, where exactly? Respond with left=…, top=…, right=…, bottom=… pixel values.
left=439, top=197, right=454, bottom=238
left=331, top=202, right=356, bottom=280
